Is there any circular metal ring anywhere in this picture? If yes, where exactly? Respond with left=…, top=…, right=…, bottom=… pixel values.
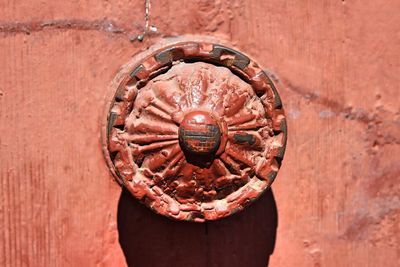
left=102, top=37, right=287, bottom=222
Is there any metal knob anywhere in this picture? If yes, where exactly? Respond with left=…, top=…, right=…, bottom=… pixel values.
left=102, top=38, right=287, bottom=222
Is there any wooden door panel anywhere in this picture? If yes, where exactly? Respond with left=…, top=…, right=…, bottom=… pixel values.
left=0, top=0, right=398, bottom=266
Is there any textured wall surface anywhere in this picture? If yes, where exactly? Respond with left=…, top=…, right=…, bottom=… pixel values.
left=0, top=0, right=399, bottom=266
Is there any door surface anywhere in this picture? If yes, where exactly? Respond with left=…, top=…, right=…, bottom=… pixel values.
left=0, top=0, right=399, bottom=266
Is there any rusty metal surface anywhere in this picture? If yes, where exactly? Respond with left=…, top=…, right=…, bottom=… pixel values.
left=103, top=41, right=287, bottom=221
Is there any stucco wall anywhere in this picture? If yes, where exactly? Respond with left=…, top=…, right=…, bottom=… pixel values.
left=0, top=0, right=399, bottom=266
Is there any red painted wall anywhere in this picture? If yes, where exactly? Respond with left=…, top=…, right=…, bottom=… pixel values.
left=0, top=0, right=398, bottom=266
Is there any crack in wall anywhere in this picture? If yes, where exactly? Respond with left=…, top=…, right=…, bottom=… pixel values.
left=280, top=77, right=375, bottom=125
left=0, top=19, right=131, bottom=36
left=277, top=76, right=400, bottom=146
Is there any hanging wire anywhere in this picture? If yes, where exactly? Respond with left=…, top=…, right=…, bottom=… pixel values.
left=133, top=0, right=157, bottom=42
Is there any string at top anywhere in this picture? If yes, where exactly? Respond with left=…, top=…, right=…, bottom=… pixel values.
left=134, top=0, right=157, bottom=42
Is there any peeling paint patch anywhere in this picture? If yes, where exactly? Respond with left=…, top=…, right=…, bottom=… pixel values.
left=288, top=109, right=300, bottom=119
left=319, top=109, right=335, bottom=118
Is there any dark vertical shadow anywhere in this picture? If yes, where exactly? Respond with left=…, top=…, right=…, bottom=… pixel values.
left=117, top=188, right=277, bottom=267
left=205, top=189, right=278, bottom=267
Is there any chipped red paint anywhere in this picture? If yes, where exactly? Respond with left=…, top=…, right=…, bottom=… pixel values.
left=179, top=110, right=222, bottom=155
left=1, top=1, right=399, bottom=266
left=102, top=39, right=287, bottom=222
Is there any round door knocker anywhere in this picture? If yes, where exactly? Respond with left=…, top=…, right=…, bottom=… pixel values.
left=102, top=37, right=287, bottom=222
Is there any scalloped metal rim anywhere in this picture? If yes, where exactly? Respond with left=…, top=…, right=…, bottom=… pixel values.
left=102, top=39, right=287, bottom=222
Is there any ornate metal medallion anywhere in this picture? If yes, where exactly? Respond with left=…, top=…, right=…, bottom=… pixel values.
left=102, top=38, right=287, bottom=222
